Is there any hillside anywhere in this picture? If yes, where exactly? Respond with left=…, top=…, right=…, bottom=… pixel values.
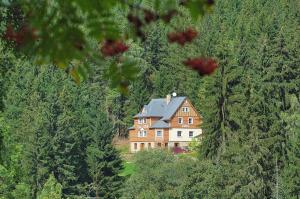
left=0, top=0, right=300, bottom=198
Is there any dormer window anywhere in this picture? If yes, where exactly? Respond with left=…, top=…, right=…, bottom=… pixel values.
left=138, top=118, right=143, bottom=124
left=143, top=118, right=147, bottom=124
left=178, top=117, right=183, bottom=124
left=182, top=107, right=189, bottom=112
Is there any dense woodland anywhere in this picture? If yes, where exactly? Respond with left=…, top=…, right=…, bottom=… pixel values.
left=0, top=0, right=300, bottom=198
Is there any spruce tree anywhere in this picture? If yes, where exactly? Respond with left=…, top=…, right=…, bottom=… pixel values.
left=86, top=114, right=123, bottom=198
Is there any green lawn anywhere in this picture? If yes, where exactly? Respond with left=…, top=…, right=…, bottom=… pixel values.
left=119, top=162, right=136, bottom=177
left=177, top=151, right=198, bottom=159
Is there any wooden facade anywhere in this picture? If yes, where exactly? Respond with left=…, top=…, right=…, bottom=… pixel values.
left=129, top=96, right=202, bottom=152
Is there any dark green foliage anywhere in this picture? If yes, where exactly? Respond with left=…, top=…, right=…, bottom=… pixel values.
left=281, top=95, right=300, bottom=198
left=197, top=0, right=300, bottom=198
left=1, top=0, right=300, bottom=198
left=122, top=150, right=196, bottom=198
left=86, top=112, right=124, bottom=198
left=3, top=63, right=124, bottom=198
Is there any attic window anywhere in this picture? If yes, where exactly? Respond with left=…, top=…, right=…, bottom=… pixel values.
left=138, top=118, right=143, bottom=124
left=182, top=107, right=189, bottom=112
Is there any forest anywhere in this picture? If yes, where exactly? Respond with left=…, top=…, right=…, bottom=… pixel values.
left=0, top=0, right=300, bottom=198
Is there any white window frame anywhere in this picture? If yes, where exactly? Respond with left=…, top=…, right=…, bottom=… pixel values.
left=138, top=130, right=143, bottom=137
left=178, top=117, right=183, bottom=124
left=138, top=129, right=147, bottom=137
left=189, top=131, right=194, bottom=137
left=188, top=117, right=193, bottom=124
left=177, top=131, right=182, bottom=137
left=143, top=118, right=147, bottom=124
left=182, top=107, right=189, bottom=112
left=156, top=129, right=163, bottom=137
left=138, top=118, right=142, bottom=124
left=143, top=130, right=147, bottom=137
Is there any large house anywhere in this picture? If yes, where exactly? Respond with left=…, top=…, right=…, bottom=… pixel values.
left=128, top=94, right=202, bottom=153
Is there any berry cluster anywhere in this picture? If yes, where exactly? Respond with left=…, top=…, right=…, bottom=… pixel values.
left=143, top=9, right=159, bottom=24
left=167, top=28, right=198, bottom=46
left=183, top=57, right=218, bottom=75
left=101, top=40, right=129, bottom=57
left=3, top=24, right=37, bottom=46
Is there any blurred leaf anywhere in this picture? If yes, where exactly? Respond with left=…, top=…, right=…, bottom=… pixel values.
left=70, top=67, right=81, bottom=85
left=186, top=0, right=206, bottom=21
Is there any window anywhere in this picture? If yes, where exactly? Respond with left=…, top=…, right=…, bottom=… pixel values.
left=189, top=131, right=194, bottom=137
left=138, top=118, right=142, bottom=124
left=178, top=117, right=183, bottom=124
left=188, top=117, right=193, bottom=124
left=182, top=107, right=189, bottom=112
left=134, top=143, right=137, bottom=150
left=138, top=130, right=147, bottom=137
left=138, top=130, right=143, bottom=137
left=177, top=131, right=182, bottom=137
left=143, top=118, right=147, bottom=124
left=156, top=130, right=162, bottom=137
left=157, top=143, right=162, bottom=147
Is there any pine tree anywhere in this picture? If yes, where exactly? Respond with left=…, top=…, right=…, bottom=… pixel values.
left=86, top=112, right=123, bottom=199
left=282, top=94, right=300, bottom=198
left=37, top=174, right=62, bottom=199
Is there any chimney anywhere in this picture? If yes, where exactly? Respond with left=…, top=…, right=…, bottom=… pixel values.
left=166, top=94, right=171, bottom=104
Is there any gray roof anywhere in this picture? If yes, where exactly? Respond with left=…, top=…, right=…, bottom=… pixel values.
left=134, top=96, right=186, bottom=121
left=161, top=97, right=186, bottom=120
left=128, top=126, right=135, bottom=130
left=150, top=120, right=169, bottom=128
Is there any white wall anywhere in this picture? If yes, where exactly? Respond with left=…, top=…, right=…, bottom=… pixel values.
left=169, top=128, right=202, bottom=142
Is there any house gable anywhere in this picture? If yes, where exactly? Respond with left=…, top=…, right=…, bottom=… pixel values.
left=169, top=99, right=202, bottom=129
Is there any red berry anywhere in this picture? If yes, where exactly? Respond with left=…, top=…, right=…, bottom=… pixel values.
left=3, top=24, right=17, bottom=41
left=143, top=9, right=157, bottom=24
left=167, top=28, right=198, bottom=45
left=127, top=14, right=143, bottom=28
left=161, top=10, right=177, bottom=23
left=167, top=32, right=179, bottom=43
left=183, top=57, right=218, bottom=75
left=101, top=40, right=129, bottom=57
left=183, top=28, right=198, bottom=42
left=3, top=24, right=38, bottom=46
left=114, top=41, right=129, bottom=53
left=177, top=32, right=186, bottom=46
